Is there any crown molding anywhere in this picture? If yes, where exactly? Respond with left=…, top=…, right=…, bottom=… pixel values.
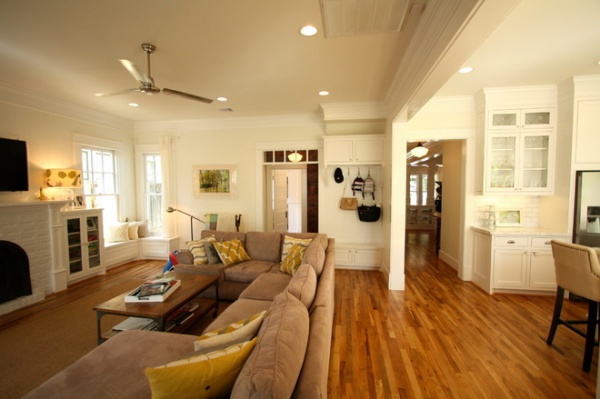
left=320, top=101, right=387, bottom=121
left=0, top=81, right=133, bottom=132
left=133, top=113, right=324, bottom=135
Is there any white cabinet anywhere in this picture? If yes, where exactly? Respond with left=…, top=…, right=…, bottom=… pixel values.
left=476, top=88, right=557, bottom=195
left=487, top=109, right=553, bottom=130
left=335, top=243, right=382, bottom=270
left=574, top=99, right=600, bottom=167
left=324, top=135, right=384, bottom=166
left=62, top=209, right=105, bottom=282
left=485, top=131, right=553, bottom=193
left=471, top=228, right=569, bottom=294
left=140, top=236, right=180, bottom=259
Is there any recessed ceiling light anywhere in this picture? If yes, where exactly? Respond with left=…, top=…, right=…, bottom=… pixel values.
left=216, top=97, right=228, bottom=102
left=458, top=66, right=474, bottom=74
left=299, top=25, right=318, bottom=37
left=318, top=90, right=329, bottom=96
left=128, top=102, right=139, bottom=107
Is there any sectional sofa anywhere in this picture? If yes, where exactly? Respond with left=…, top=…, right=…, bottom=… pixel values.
left=24, top=230, right=335, bottom=398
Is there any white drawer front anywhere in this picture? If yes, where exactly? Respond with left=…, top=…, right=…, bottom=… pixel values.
left=494, top=236, right=528, bottom=247
left=530, top=236, right=569, bottom=248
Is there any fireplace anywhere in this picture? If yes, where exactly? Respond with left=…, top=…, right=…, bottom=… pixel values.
left=0, top=202, right=67, bottom=316
left=0, top=241, right=32, bottom=304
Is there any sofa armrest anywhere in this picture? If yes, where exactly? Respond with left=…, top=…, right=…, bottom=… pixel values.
left=175, top=249, right=194, bottom=264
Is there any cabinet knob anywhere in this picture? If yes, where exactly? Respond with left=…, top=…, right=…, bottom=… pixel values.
left=507, top=240, right=515, bottom=244
left=544, top=241, right=551, bottom=245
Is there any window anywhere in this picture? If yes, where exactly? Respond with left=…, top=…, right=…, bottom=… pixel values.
left=144, top=154, right=163, bottom=231
left=408, top=172, right=428, bottom=206
left=81, top=147, right=119, bottom=226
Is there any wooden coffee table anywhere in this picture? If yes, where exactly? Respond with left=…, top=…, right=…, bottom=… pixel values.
left=94, top=273, right=219, bottom=344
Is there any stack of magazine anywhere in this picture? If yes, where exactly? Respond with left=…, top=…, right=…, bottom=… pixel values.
left=112, top=317, right=158, bottom=332
left=124, top=276, right=181, bottom=303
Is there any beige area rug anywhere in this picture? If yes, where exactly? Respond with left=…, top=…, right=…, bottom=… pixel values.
left=0, top=279, right=216, bottom=399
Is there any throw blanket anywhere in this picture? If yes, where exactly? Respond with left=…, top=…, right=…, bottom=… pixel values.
left=204, top=213, right=242, bottom=232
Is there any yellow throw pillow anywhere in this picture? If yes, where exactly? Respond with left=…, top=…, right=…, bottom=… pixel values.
left=280, top=243, right=308, bottom=275
left=194, top=310, right=266, bottom=351
left=187, top=236, right=216, bottom=265
left=213, top=238, right=251, bottom=266
left=145, top=338, right=256, bottom=399
left=281, top=235, right=313, bottom=261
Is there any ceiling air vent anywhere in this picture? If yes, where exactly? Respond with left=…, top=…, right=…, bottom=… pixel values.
left=320, top=0, right=412, bottom=38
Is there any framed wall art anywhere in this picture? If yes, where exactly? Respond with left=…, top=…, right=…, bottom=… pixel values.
left=193, top=164, right=237, bottom=198
left=496, top=209, right=522, bottom=226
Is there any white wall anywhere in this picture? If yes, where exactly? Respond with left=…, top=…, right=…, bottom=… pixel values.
left=0, top=101, right=136, bottom=221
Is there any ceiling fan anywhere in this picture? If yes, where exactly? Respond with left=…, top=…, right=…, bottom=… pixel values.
left=95, top=43, right=213, bottom=104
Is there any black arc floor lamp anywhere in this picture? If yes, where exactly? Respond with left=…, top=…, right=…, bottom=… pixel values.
left=166, top=206, right=204, bottom=241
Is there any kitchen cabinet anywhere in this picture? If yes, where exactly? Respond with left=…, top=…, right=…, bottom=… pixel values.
left=471, top=227, right=568, bottom=294
left=323, top=135, right=384, bottom=166
left=485, top=131, right=553, bottom=193
left=475, top=88, right=557, bottom=195
left=335, top=243, right=382, bottom=270
left=62, top=209, right=105, bottom=282
left=487, top=109, right=553, bottom=130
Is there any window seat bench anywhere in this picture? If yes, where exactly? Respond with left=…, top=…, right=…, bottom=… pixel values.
left=104, top=236, right=180, bottom=269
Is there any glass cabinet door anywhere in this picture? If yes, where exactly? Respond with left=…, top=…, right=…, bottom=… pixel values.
left=488, top=135, right=517, bottom=190
left=66, top=218, right=82, bottom=274
left=86, top=216, right=101, bottom=268
left=488, top=109, right=552, bottom=130
left=519, top=134, right=549, bottom=190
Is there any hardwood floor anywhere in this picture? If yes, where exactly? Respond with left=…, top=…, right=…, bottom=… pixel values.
left=1, top=234, right=596, bottom=397
left=329, top=231, right=596, bottom=398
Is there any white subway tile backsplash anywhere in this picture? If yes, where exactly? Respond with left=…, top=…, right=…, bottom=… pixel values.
left=474, top=195, right=540, bottom=227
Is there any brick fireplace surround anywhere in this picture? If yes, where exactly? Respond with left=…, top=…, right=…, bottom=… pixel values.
left=0, top=202, right=67, bottom=316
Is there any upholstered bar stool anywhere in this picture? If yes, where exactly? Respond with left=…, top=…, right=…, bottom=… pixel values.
left=546, top=240, right=600, bottom=372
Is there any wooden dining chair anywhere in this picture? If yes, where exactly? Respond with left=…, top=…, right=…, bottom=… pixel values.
left=546, top=240, right=600, bottom=372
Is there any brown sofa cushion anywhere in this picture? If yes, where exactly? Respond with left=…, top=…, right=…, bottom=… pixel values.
left=239, top=272, right=292, bottom=301
left=302, top=234, right=327, bottom=276
left=23, top=330, right=196, bottom=399
left=245, top=231, right=282, bottom=262
left=203, top=299, right=273, bottom=333
left=292, top=306, right=333, bottom=399
left=232, top=292, right=309, bottom=398
left=287, top=263, right=317, bottom=309
left=201, top=230, right=246, bottom=243
left=223, top=260, right=277, bottom=283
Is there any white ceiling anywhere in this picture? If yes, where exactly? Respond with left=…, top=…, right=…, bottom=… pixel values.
left=0, top=0, right=598, bottom=124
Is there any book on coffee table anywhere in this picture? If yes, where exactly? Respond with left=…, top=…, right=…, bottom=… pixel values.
left=124, top=279, right=181, bottom=303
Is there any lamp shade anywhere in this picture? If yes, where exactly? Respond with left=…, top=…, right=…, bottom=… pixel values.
left=410, top=142, right=429, bottom=158
left=45, top=169, right=82, bottom=188
left=287, top=151, right=303, bottom=162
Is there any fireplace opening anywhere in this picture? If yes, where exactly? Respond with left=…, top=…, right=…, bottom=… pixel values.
left=0, top=240, right=32, bottom=304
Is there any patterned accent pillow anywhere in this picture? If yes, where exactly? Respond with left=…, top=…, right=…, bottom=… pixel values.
left=280, top=243, right=308, bottom=275
left=187, top=236, right=216, bottom=265
left=204, top=241, right=221, bottom=264
left=145, top=338, right=256, bottom=399
left=194, top=310, right=266, bottom=351
left=127, top=222, right=140, bottom=240
left=213, top=238, right=251, bottom=267
left=281, top=235, right=313, bottom=261
left=105, top=223, right=129, bottom=242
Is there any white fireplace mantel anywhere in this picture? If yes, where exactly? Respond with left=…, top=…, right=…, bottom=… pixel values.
left=0, top=201, right=68, bottom=316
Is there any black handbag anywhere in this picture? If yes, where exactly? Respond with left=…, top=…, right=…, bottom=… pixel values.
left=357, top=205, right=381, bottom=222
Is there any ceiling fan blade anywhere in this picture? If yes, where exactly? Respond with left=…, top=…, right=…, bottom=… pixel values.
left=94, top=88, right=141, bottom=97
left=118, top=59, right=151, bottom=85
left=163, top=88, right=213, bottom=104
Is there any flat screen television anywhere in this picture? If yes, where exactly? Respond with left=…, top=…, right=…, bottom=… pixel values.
left=0, top=137, right=29, bottom=192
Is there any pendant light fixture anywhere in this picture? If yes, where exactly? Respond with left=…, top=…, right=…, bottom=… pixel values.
left=410, top=142, right=429, bottom=157
left=288, top=150, right=303, bottom=162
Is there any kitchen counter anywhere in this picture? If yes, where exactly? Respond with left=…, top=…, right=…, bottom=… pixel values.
left=471, top=226, right=570, bottom=236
